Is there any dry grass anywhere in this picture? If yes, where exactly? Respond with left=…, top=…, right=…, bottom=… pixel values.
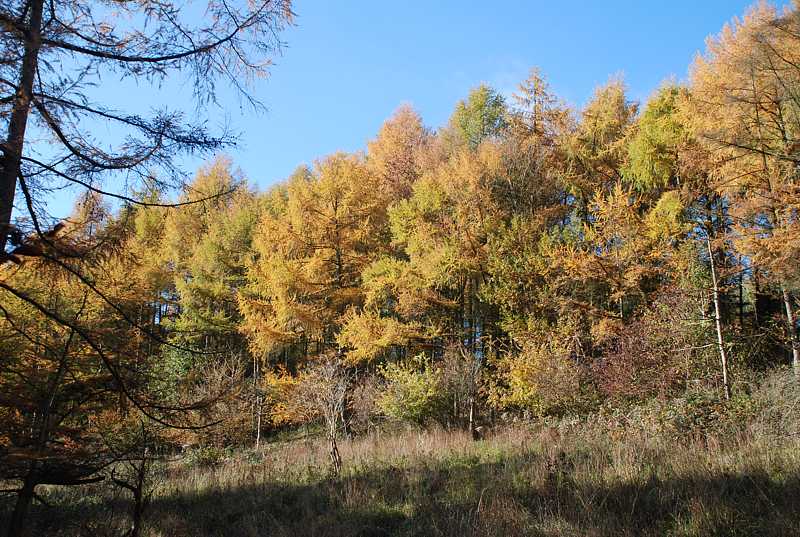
left=3, top=418, right=799, bottom=537
left=4, top=373, right=800, bottom=536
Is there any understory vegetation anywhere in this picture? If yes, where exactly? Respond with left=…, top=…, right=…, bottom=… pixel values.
left=4, top=368, right=799, bottom=537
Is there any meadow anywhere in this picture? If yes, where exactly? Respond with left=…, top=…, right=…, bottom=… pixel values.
left=7, top=371, right=799, bottom=537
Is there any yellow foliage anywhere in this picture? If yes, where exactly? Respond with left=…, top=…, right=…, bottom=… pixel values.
left=241, top=153, right=391, bottom=355
left=337, top=309, right=419, bottom=364
left=263, top=367, right=305, bottom=427
left=488, top=319, right=597, bottom=417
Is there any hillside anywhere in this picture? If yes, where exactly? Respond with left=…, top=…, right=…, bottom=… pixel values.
left=6, top=369, right=800, bottom=537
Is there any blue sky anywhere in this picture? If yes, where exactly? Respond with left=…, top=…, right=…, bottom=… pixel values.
left=39, top=0, right=783, bottom=216
left=221, top=0, right=774, bottom=185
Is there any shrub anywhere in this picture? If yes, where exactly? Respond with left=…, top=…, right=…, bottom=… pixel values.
left=263, top=366, right=305, bottom=427
left=438, top=346, right=483, bottom=429
left=488, top=333, right=598, bottom=417
left=348, top=373, right=383, bottom=434
left=653, top=391, right=759, bottom=438
left=597, top=286, right=718, bottom=402
left=589, top=387, right=760, bottom=440
left=193, top=359, right=253, bottom=446
left=378, top=355, right=447, bottom=426
left=184, top=446, right=227, bottom=468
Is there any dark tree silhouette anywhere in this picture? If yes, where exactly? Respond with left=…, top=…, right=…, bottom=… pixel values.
left=0, top=2, right=293, bottom=535
left=0, top=0, right=293, bottom=253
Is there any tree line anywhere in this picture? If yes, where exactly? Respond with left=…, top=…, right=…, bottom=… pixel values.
left=2, top=1, right=800, bottom=534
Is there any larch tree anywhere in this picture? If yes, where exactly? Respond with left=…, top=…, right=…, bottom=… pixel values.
left=1, top=0, right=293, bottom=253
left=689, top=2, right=800, bottom=373
left=446, top=84, right=507, bottom=150
left=366, top=104, right=432, bottom=203
left=0, top=198, right=191, bottom=535
left=0, top=1, right=294, bottom=534
left=484, top=68, right=572, bottom=339
left=163, top=157, right=258, bottom=354
left=496, top=68, right=571, bottom=219
left=240, top=153, right=391, bottom=362
left=561, top=79, right=638, bottom=222
left=620, top=81, right=738, bottom=400
left=383, top=144, right=503, bottom=352
left=622, top=84, right=736, bottom=399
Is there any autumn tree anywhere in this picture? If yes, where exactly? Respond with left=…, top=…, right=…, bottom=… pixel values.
left=366, top=104, right=433, bottom=202
left=291, top=354, right=351, bottom=474
left=163, top=157, right=258, bottom=353
left=240, top=153, right=391, bottom=363
left=1, top=0, right=293, bottom=254
left=446, top=84, right=507, bottom=150
left=624, top=82, right=739, bottom=399
left=484, top=69, right=572, bottom=337
left=0, top=200, right=191, bottom=535
left=561, top=79, right=638, bottom=221
left=689, top=2, right=800, bottom=373
left=375, top=145, right=503, bottom=354
left=0, top=2, right=293, bottom=534
left=495, top=68, right=571, bottom=219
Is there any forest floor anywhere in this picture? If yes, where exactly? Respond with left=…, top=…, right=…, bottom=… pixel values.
left=5, top=412, right=800, bottom=537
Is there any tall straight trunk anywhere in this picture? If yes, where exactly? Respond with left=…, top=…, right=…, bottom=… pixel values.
left=781, top=287, right=800, bottom=375
left=255, top=398, right=262, bottom=450
left=8, top=468, right=37, bottom=537
left=738, top=259, right=745, bottom=329
left=253, top=354, right=261, bottom=449
left=753, top=270, right=763, bottom=328
left=0, top=0, right=45, bottom=252
left=468, top=393, right=477, bottom=440
left=707, top=236, right=731, bottom=400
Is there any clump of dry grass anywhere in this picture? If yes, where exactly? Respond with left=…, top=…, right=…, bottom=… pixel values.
left=751, top=367, right=800, bottom=438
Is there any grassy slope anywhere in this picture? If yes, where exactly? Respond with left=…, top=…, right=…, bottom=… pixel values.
left=6, top=423, right=800, bottom=537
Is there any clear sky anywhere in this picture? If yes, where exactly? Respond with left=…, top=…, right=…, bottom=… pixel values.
left=226, top=0, right=773, bottom=185
left=39, top=0, right=787, bottom=217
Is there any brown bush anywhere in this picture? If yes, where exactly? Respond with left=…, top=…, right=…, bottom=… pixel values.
left=597, top=286, right=718, bottom=402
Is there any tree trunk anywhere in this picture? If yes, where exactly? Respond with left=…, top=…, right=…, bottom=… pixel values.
left=781, top=287, right=800, bottom=375
left=753, top=270, right=764, bottom=328
left=340, top=404, right=352, bottom=439
left=738, top=259, right=745, bottom=329
left=0, top=0, right=44, bottom=252
left=255, top=395, right=262, bottom=450
left=328, top=434, right=342, bottom=476
left=707, top=237, right=731, bottom=400
left=7, top=468, right=37, bottom=537
left=468, top=393, right=477, bottom=440
left=8, top=327, right=75, bottom=537
left=253, top=354, right=261, bottom=450
left=130, top=450, right=149, bottom=537
left=130, top=486, right=144, bottom=537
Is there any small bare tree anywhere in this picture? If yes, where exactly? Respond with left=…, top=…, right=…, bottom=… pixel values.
left=108, top=422, right=160, bottom=537
left=439, top=345, right=484, bottom=438
left=294, top=354, right=352, bottom=475
left=706, top=234, right=731, bottom=400
left=192, top=357, right=251, bottom=446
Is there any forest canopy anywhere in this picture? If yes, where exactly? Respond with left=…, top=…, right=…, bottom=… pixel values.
left=2, top=1, right=800, bottom=535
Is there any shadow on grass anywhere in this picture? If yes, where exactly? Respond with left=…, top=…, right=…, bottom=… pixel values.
left=3, top=451, right=799, bottom=537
